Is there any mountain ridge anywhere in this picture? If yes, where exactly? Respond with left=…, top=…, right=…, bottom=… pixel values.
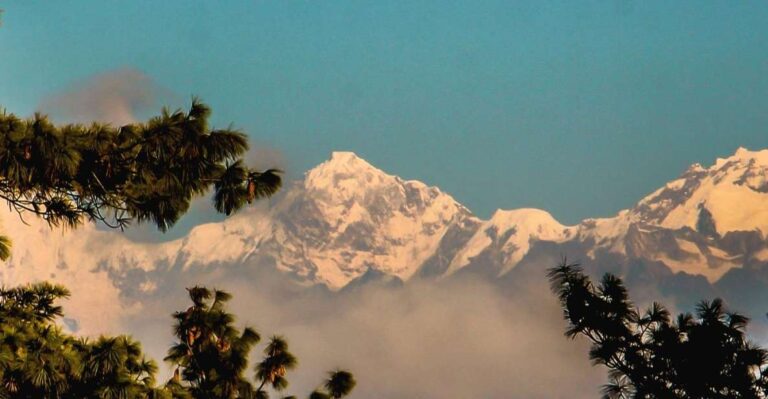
left=4, top=147, right=768, bottom=335
left=121, top=146, right=768, bottom=287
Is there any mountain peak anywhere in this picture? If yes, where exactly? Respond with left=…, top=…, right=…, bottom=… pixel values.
left=630, top=146, right=768, bottom=235
left=713, top=146, right=768, bottom=169
left=489, top=208, right=564, bottom=227
left=731, top=146, right=768, bottom=160
left=313, top=151, right=382, bottom=175
left=325, top=151, right=376, bottom=170
left=303, top=151, right=389, bottom=193
left=330, top=151, right=362, bottom=162
left=268, top=151, right=476, bottom=287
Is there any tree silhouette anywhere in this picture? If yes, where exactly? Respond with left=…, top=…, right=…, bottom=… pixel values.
left=308, top=370, right=356, bottom=399
left=0, top=283, right=168, bottom=398
left=255, top=336, right=297, bottom=396
left=72, top=336, right=165, bottom=399
left=165, top=286, right=356, bottom=399
left=548, top=260, right=768, bottom=398
left=165, top=287, right=260, bottom=398
left=0, top=283, right=357, bottom=398
left=0, top=100, right=281, bottom=258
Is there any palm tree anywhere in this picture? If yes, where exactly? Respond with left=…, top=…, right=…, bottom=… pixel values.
left=0, top=283, right=169, bottom=398
left=324, top=370, right=355, bottom=399
left=0, top=282, right=356, bottom=399
left=71, top=335, right=161, bottom=398
left=255, top=336, right=297, bottom=395
left=165, top=286, right=261, bottom=399
left=306, top=369, right=357, bottom=399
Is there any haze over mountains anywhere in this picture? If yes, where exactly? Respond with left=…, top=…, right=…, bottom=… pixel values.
left=3, top=147, right=768, bottom=397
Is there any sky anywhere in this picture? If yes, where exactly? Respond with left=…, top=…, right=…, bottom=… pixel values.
left=2, top=1, right=768, bottom=224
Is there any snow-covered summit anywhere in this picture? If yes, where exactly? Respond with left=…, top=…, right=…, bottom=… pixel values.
left=487, top=208, right=572, bottom=238
left=445, top=208, right=574, bottom=276
left=304, top=151, right=385, bottom=194
left=715, top=146, right=768, bottom=168
left=631, top=146, right=768, bottom=235
left=258, top=152, right=479, bottom=287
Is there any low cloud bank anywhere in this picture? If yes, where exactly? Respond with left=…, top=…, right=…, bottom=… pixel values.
left=120, top=265, right=604, bottom=398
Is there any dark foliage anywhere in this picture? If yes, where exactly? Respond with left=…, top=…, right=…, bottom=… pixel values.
left=0, top=284, right=355, bottom=399
left=0, top=100, right=282, bottom=259
left=165, top=286, right=262, bottom=398
left=549, top=260, right=768, bottom=398
left=0, top=283, right=167, bottom=398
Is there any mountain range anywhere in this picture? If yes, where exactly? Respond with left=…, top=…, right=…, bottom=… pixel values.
left=4, top=147, right=768, bottom=333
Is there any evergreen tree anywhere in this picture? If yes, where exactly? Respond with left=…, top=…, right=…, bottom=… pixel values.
left=165, top=287, right=356, bottom=399
left=0, top=283, right=357, bottom=398
left=255, top=336, right=297, bottom=396
left=308, top=371, right=356, bottom=399
left=165, top=287, right=260, bottom=398
left=549, top=260, right=768, bottom=398
left=0, top=283, right=171, bottom=398
left=0, top=100, right=282, bottom=259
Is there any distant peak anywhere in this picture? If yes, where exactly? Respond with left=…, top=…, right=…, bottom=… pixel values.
left=489, top=208, right=568, bottom=228
left=726, top=146, right=762, bottom=163
left=309, top=151, right=379, bottom=174
left=322, top=151, right=376, bottom=170
left=734, top=146, right=751, bottom=157
left=732, top=146, right=768, bottom=162
left=491, top=208, right=550, bottom=219
left=713, top=146, right=768, bottom=169
left=330, top=151, right=362, bottom=162
left=686, top=163, right=706, bottom=174
left=302, top=151, right=391, bottom=193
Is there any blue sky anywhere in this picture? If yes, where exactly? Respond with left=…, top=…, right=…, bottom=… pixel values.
left=2, top=1, right=768, bottom=224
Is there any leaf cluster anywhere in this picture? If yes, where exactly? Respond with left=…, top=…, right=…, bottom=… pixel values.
left=0, top=283, right=167, bottom=398
left=0, top=100, right=281, bottom=233
left=549, top=260, right=768, bottom=398
left=0, top=284, right=355, bottom=399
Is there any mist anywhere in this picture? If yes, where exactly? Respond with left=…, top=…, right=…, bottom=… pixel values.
left=114, top=261, right=604, bottom=398
left=37, top=68, right=163, bottom=125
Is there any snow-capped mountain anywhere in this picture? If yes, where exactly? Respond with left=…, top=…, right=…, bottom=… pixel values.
left=631, top=147, right=768, bottom=234
left=261, top=151, right=480, bottom=287
left=445, top=208, right=575, bottom=276
left=233, top=146, right=768, bottom=286
left=567, top=147, right=768, bottom=282
left=4, top=147, right=768, bottom=334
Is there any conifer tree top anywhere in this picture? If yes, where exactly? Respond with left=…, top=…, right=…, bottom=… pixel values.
left=0, top=99, right=281, bottom=234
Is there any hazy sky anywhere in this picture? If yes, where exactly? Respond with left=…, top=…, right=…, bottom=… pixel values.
left=2, top=1, right=768, bottom=224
